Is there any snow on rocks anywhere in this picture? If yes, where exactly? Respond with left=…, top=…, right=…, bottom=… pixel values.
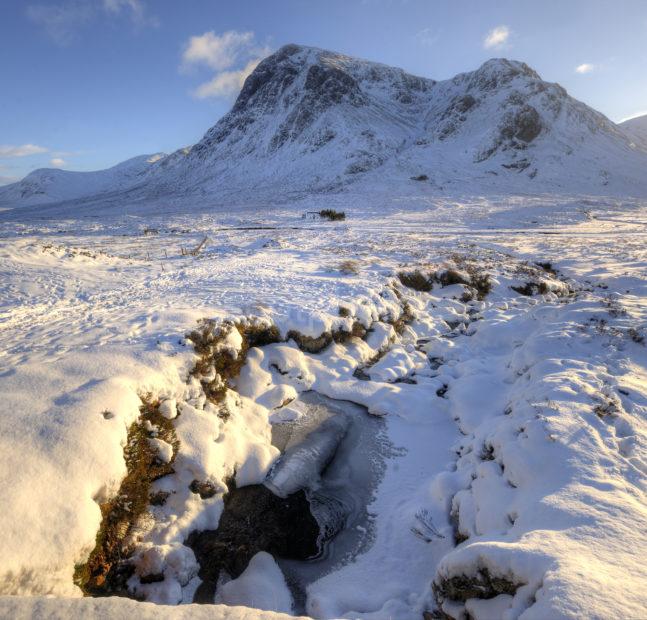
left=215, top=552, right=294, bottom=614
left=130, top=544, right=199, bottom=604
left=159, top=399, right=178, bottom=420
left=149, top=438, right=174, bottom=464
left=367, top=344, right=426, bottom=382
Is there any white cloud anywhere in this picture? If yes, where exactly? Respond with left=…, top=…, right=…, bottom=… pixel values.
left=182, top=30, right=271, bottom=100
left=193, top=59, right=262, bottom=99
left=50, top=157, right=66, bottom=168
left=0, top=144, right=48, bottom=158
left=182, top=30, right=256, bottom=71
left=575, top=63, right=595, bottom=74
left=484, top=25, right=511, bottom=50
left=103, top=0, right=141, bottom=17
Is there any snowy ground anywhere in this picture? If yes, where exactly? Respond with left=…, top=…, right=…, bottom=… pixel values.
left=0, top=193, right=645, bottom=619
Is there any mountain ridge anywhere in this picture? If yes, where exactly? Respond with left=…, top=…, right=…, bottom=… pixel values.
left=2, top=44, right=647, bottom=213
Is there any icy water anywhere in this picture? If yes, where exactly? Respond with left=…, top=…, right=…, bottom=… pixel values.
left=269, top=391, right=395, bottom=614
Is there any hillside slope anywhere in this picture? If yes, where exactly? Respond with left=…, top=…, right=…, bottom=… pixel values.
left=0, top=154, right=165, bottom=210
left=620, top=114, right=647, bottom=150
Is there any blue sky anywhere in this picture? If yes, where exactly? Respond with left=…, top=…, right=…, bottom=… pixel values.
left=1, top=0, right=647, bottom=185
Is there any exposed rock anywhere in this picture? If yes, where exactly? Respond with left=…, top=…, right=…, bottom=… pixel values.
left=189, top=479, right=220, bottom=499
left=186, top=484, right=319, bottom=600
left=433, top=567, right=522, bottom=605
left=286, top=330, right=333, bottom=353
left=510, top=105, right=542, bottom=143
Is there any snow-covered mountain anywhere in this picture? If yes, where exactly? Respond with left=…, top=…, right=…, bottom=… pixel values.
left=0, top=153, right=165, bottom=209
left=620, top=114, right=647, bottom=151
left=2, top=44, right=647, bottom=212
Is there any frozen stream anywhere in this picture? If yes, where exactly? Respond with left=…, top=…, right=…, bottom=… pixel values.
left=269, top=391, right=396, bottom=613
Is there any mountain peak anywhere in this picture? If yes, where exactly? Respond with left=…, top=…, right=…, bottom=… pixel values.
left=476, top=58, right=541, bottom=80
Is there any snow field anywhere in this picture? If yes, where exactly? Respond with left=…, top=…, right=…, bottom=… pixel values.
left=0, top=199, right=645, bottom=619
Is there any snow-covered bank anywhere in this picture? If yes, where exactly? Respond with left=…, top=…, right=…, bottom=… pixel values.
left=0, top=197, right=645, bottom=618
left=0, top=347, right=192, bottom=596
left=430, top=295, right=647, bottom=619
left=0, top=596, right=300, bottom=619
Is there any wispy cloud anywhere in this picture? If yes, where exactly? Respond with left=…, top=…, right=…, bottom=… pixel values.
left=182, top=30, right=271, bottom=100
left=483, top=25, right=511, bottom=50
left=575, top=63, right=595, bottom=74
left=415, top=27, right=439, bottom=47
left=26, top=2, right=93, bottom=45
left=182, top=30, right=256, bottom=71
left=0, top=144, right=48, bottom=158
left=27, top=0, right=157, bottom=45
left=103, top=0, right=157, bottom=27
left=50, top=157, right=66, bottom=168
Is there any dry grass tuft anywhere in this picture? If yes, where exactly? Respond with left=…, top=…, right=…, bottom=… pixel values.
left=319, top=209, right=346, bottom=221
left=338, top=260, right=360, bottom=275
left=187, top=319, right=281, bottom=404
left=398, top=270, right=433, bottom=292
left=511, top=281, right=549, bottom=297
left=535, top=261, right=557, bottom=275
left=332, top=321, right=367, bottom=343
left=433, top=567, right=522, bottom=606
left=390, top=301, right=415, bottom=335
left=437, top=269, right=471, bottom=287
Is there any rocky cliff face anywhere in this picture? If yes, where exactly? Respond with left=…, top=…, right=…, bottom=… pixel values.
left=152, top=44, right=436, bottom=196
left=2, top=45, right=646, bottom=211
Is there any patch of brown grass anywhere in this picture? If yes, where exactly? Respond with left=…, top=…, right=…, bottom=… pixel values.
left=187, top=319, right=281, bottom=404
left=437, top=268, right=471, bottom=287
left=338, top=260, right=360, bottom=275
left=75, top=397, right=179, bottom=595
left=433, top=567, right=522, bottom=605
left=390, top=301, right=415, bottom=335
left=286, top=330, right=333, bottom=353
left=332, top=321, right=367, bottom=343
left=398, top=270, right=433, bottom=292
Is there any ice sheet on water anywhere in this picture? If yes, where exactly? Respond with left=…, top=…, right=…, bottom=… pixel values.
left=264, top=406, right=350, bottom=498
left=267, top=392, right=394, bottom=614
